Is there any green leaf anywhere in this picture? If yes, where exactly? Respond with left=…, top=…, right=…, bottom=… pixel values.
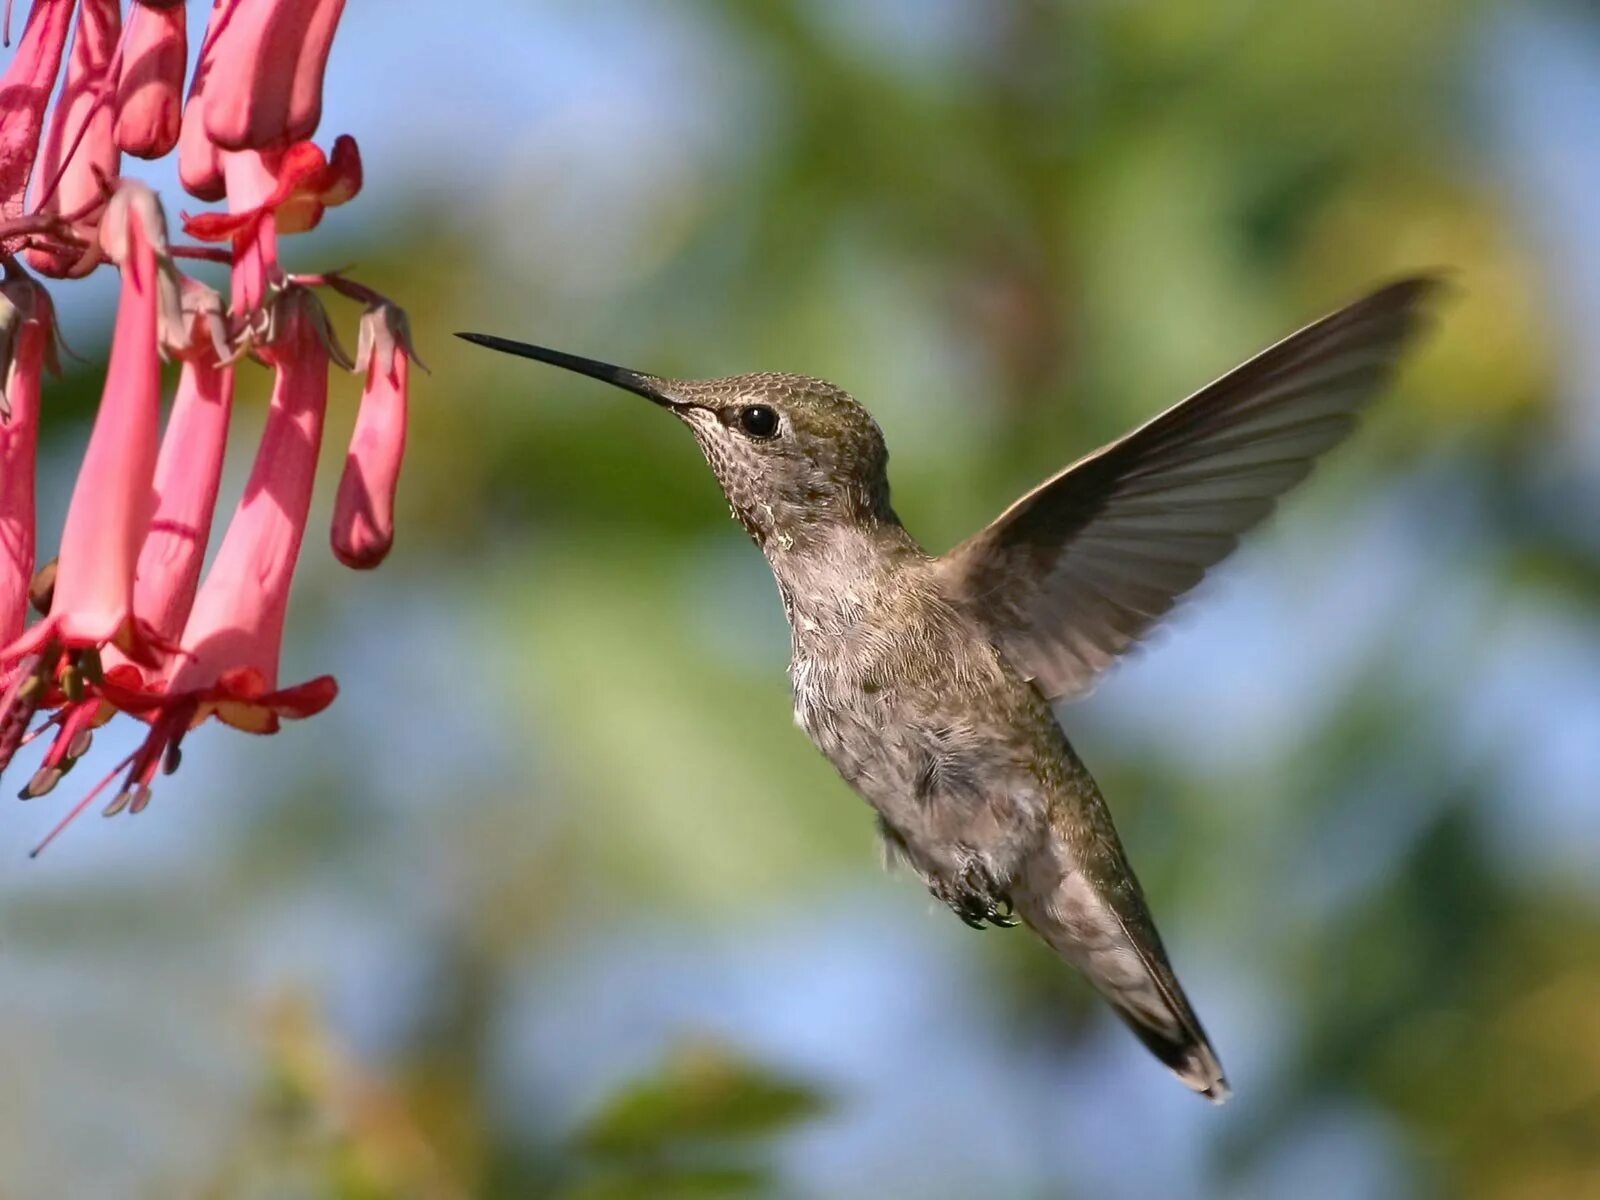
left=562, top=1164, right=769, bottom=1200
left=576, top=1041, right=825, bottom=1160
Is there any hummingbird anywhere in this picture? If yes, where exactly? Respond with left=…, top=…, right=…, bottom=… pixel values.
left=458, top=276, right=1438, bottom=1102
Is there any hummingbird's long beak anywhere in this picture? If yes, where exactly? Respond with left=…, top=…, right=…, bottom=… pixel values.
left=454, top=332, right=679, bottom=407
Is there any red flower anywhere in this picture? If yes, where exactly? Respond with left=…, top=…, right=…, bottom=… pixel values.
left=183, top=135, right=362, bottom=316
left=5, top=183, right=166, bottom=669
left=333, top=303, right=417, bottom=569
left=133, top=285, right=236, bottom=651
left=184, top=136, right=363, bottom=241
left=176, top=0, right=235, bottom=202
left=82, top=287, right=341, bottom=827
left=114, top=0, right=188, bottom=160
left=0, top=0, right=75, bottom=224
left=202, top=0, right=347, bottom=151
left=164, top=287, right=337, bottom=725
left=0, top=0, right=411, bottom=851
left=0, top=272, right=57, bottom=670
left=23, top=0, right=122, bottom=278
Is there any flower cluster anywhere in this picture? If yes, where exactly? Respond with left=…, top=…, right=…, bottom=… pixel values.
left=0, top=0, right=416, bottom=852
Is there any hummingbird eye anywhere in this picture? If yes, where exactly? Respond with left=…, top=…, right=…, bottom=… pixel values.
left=736, top=404, right=780, bottom=439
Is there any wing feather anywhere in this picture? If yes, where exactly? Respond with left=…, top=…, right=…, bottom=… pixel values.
left=938, top=276, right=1440, bottom=701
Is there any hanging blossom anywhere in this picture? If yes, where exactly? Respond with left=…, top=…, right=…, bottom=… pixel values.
left=0, top=0, right=416, bottom=854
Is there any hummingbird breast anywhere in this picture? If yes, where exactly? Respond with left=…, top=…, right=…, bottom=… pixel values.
left=782, top=555, right=1061, bottom=892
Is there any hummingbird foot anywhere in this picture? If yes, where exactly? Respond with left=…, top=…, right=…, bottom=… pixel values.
left=936, top=862, right=1018, bottom=931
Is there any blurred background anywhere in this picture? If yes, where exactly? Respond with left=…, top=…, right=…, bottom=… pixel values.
left=3, top=0, right=1599, bottom=1196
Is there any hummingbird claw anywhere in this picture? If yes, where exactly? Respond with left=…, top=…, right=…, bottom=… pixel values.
left=938, top=863, right=1018, bottom=931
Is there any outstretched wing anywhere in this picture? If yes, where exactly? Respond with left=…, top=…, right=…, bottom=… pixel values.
left=937, top=276, right=1440, bottom=702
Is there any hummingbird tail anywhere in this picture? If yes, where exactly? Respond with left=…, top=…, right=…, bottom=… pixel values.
left=1107, top=992, right=1231, bottom=1105
left=1014, top=843, right=1232, bottom=1104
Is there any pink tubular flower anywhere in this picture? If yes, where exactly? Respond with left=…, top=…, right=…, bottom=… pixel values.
left=132, top=282, right=235, bottom=650
left=24, top=286, right=234, bottom=807
left=34, top=281, right=238, bottom=803
left=203, top=0, right=347, bottom=151
left=0, top=0, right=410, bottom=850
left=177, top=98, right=226, bottom=202
left=114, top=0, right=188, bottom=159
left=202, top=0, right=347, bottom=151
left=288, top=0, right=347, bottom=142
left=185, top=137, right=364, bottom=242
left=24, top=0, right=123, bottom=278
left=176, top=3, right=232, bottom=202
left=0, top=0, right=75, bottom=223
left=183, top=135, right=361, bottom=316
left=6, top=184, right=165, bottom=668
left=164, top=286, right=337, bottom=726
left=333, top=303, right=416, bottom=569
left=219, top=148, right=283, bottom=315
left=0, top=274, right=57, bottom=657
left=0, top=272, right=58, bottom=771
left=85, top=287, right=341, bottom=821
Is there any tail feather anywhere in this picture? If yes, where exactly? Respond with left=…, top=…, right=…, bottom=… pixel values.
left=1014, top=835, right=1231, bottom=1104
left=1112, top=993, right=1231, bottom=1104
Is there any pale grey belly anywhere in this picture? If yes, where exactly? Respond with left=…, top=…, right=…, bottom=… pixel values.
left=792, top=664, right=1052, bottom=888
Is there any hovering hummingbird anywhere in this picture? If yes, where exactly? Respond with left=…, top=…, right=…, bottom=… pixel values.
left=459, top=276, right=1438, bottom=1102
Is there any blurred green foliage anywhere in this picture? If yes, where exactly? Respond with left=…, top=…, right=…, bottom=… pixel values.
left=200, top=1001, right=821, bottom=1200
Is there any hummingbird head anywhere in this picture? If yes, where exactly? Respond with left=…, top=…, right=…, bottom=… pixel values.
left=456, top=333, right=898, bottom=552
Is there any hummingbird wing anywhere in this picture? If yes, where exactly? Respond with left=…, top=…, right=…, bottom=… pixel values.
left=937, top=276, right=1439, bottom=702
